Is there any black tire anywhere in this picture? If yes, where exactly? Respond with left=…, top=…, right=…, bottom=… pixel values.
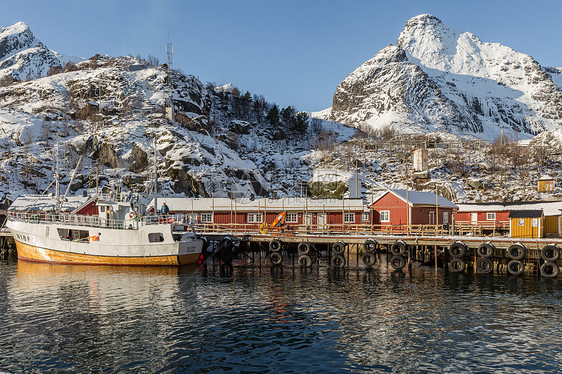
left=364, top=239, right=378, bottom=253
left=390, top=255, right=406, bottom=270
left=298, top=242, right=311, bottom=255
left=507, top=244, right=526, bottom=260
left=476, top=258, right=493, bottom=274
left=449, top=242, right=467, bottom=258
left=362, top=252, right=376, bottom=268
left=540, top=245, right=560, bottom=262
left=540, top=261, right=560, bottom=278
left=270, top=251, right=283, bottom=265
left=507, top=259, right=524, bottom=276
left=269, top=239, right=282, bottom=252
left=331, top=254, right=346, bottom=268
left=477, top=243, right=494, bottom=258
left=298, top=254, right=312, bottom=267
left=332, top=242, right=346, bottom=255
left=390, top=241, right=407, bottom=256
left=448, top=258, right=466, bottom=273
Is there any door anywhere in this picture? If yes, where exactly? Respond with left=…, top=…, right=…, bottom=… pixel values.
left=317, top=213, right=327, bottom=231
left=429, top=211, right=435, bottom=225
left=471, top=212, right=478, bottom=224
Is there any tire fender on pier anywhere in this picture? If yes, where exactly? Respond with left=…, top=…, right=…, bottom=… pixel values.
left=270, top=251, right=283, bottom=265
left=298, top=254, right=312, bottom=267
left=390, top=255, right=406, bottom=270
left=540, top=245, right=560, bottom=262
left=477, top=243, right=495, bottom=258
left=390, top=240, right=407, bottom=256
left=364, top=239, right=378, bottom=253
left=448, top=258, right=466, bottom=273
left=507, top=259, right=525, bottom=276
left=448, top=242, right=467, bottom=258
left=298, top=242, right=312, bottom=255
left=362, top=252, right=376, bottom=268
left=331, top=254, right=346, bottom=268
left=269, top=239, right=282, bottom=252
left=332, top=242, right=346, bottom=255
left=476, top=257, right=493, bottom=274
left=540, top=261, right=560, bottom=278
left=507, top=244, right=527, bottom=260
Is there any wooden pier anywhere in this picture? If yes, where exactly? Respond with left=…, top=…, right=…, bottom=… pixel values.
left=201, top=230, right=562, bottom=278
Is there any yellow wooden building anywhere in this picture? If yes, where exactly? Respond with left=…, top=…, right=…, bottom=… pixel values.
left=509, top=210, right=544, bottom=238
left=537, top=175, right=555, bottom=193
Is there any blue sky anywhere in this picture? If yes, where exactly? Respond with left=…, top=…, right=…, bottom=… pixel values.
left=2, top=0, right=562, bottom=112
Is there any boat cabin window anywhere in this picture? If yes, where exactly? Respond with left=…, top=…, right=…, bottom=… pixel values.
left=58, top=228, right=90, bottom=242
left=148, top=232, right=165, bottom=242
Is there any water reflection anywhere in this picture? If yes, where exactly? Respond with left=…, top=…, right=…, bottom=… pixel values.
left=0, top=259, right=560, bottom=372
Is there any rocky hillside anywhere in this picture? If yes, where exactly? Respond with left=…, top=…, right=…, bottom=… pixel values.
left=0, top=22, right=357, bottom=203
left=328, top=14, right=562, bottom=140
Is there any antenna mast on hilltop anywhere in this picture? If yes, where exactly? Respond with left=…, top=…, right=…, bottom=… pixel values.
left=166, top=42, right=174, bottom=121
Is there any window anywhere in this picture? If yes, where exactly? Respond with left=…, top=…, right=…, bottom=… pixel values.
left=443, top=212, right=449, bottom=224
left=362, top=212, right=370, bottom=222
left=247, top=213, right=263, bottom=223
left=201, top=213, right=213, bottom=223
left=344, top=213, right=355, bottom=223
left=286, top=213, right=298, bottom=223
left=380, top=210, right=390, bottom=222
left=532, top=218, right=538, bottom=227
left=486, top=212, right=496, bottom=221
left=518, top=218, right=525, bottom=226
left=148, top=233, right=164, bottom=242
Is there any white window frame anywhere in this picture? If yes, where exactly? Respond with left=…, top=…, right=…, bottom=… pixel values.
left=247, top=213, right=263, bottom=223
left=201, top=213, right=213, bottom=223
left=344, top=212, right=355, bottom=223
left=443, top=211, right=449, bottom=225
left=285, top=213, right=298, bottom=223
left=486, top=212, right=496, bottom=221
left=361, top=212, right=370, bottom=222
left=380, top=210, right=390, bottom=223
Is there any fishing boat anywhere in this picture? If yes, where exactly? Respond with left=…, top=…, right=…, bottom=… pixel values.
left=6, top=134, right=204, bottom=266
left=6, top=192, right=204, bottom=266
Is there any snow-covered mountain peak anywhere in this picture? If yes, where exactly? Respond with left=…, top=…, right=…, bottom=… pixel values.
left=329, top=14, right=562, bottom=139
left=0, top=21, right=61, bottom=82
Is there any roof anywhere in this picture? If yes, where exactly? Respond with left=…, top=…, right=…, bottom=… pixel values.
left=8, top=194, right=89, bottom=212
left=508, top=210, right=543, bottom=218
left=457, top=201, right=562, bottom=216
left=372, top=190, right=457, bottom=209
left=147, top=197, right=367, bottom=213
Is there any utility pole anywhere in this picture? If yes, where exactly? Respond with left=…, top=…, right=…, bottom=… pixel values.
left=166, top=42, right=174, bottom=121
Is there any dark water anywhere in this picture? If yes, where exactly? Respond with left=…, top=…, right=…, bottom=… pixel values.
left=0, top=256, right=561, bottom=373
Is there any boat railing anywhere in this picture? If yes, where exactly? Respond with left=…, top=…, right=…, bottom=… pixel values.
left=7, top=211, right=186, bottom=230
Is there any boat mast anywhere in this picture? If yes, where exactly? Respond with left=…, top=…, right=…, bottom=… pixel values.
left=153, top=134, right=158, bottom=214
left=55, top=136, right=61, bottom=212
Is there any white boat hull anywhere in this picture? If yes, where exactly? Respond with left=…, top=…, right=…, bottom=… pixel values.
left=7, top=220, right=203, bottom=266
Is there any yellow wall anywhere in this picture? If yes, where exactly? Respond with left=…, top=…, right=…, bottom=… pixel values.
left=544, top=216, right=559, bottom=236
left=510, top=217, right=543, bottom=238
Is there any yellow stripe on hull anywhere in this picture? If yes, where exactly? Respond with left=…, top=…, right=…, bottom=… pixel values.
left=15, top=240, right=200, bottom=266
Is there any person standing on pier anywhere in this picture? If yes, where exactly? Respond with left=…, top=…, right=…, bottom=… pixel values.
left=161, top=203, right=169, bottom=215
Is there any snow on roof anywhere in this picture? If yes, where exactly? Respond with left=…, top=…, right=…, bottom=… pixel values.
left=147, top=197, right=367, bottom=212
left=8, top=194, right=89, bottom=212
left=457, top=201, right=562, bottom=216
left=539, top=175, right=554, bottom=180
left=373, top=190, right=457, bottom=208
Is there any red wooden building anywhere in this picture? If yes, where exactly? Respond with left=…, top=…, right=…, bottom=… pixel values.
left=148, top=197, right=369, bottom=233
left=370, top=190, right=457, bottom=230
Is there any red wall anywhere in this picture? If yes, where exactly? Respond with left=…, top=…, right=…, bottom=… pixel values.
left=456, top=211, right=510, bottom=223
left=371, top=192, right=408, bottom=226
